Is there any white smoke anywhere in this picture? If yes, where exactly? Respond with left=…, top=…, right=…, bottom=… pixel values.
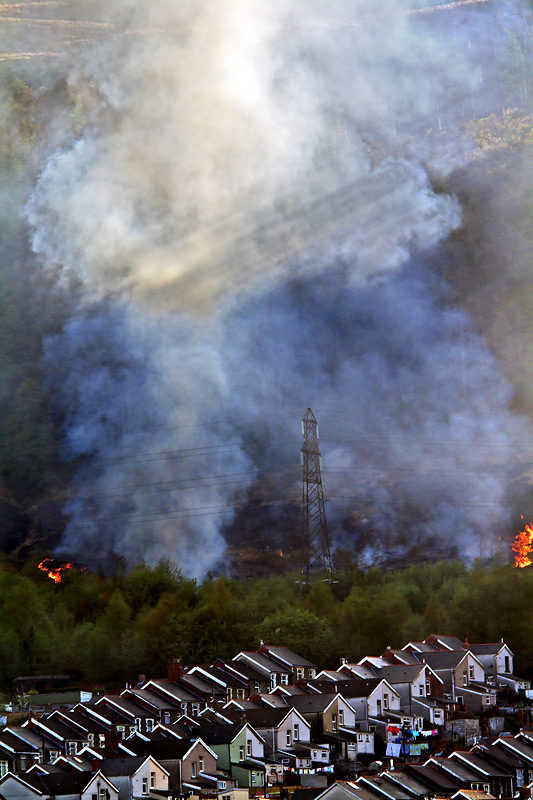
left=22, top=0, right=533, bottom=575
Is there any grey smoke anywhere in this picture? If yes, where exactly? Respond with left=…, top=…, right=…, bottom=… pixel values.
left=21, top=0, right=533, bottom=575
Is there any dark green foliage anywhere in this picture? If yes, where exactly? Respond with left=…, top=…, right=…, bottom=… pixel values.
left=0, top=556, right=532, bottom=690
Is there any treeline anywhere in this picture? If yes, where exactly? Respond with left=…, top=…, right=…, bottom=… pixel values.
left=1, top=556, right=533, bottom=691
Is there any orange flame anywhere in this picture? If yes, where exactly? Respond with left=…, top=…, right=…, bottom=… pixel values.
left=38, top=559, right=77, bottom=583
left=512, top=522, right=533, bottom=568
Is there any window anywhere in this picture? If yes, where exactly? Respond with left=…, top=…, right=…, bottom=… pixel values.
left=247, top=739, right=252, bottom=756
left=321, top=751, right=327, bottom=760
left=20, top=755, right=26, bottom=770
left=463, top=672, right=468, bottom=686
left=383, top=694, right=389, bottom=709
left=505, top=656, right=511, bottom=673
left=191, top=761, right=197, bottom=778
left=135, top=718, right=142, bottom=731
left=294, top=724, right=299, bottom=741
left=88, top=733, right=95, bottom=747
left=296, top=668, right=304, bottom=680
left=254, top=682, right=261, bottom=693
left=219, top=782, right=226, bottom=790
left=163, top=712, right=170, bottom=724
left=280, top=674, right=289, bottom=685
left=49, top=751, right=59, bottom=763
left=286, top=730, right=292, bottom=747
left=251, top=772, right=256, bottom=785
left=142, top=777, right=148, bottom=795
left=199, top=757, right=204, bottom=772
left=237, top=689, right=245, bottom=699
left=348, top=742, right=356, bottom=751
left=419, top=685, right=425, bottom=696
left=331, top=714, right=337, bottom=732
left=339, top=709, right=344, bottom=725
left=191, top=704, right=200, bottom=717
left=99, top=733, right=106, bottom=747
left=150, top=771, right=156, bottom=788
left=239, top=746, right=245, bottom=761
left=426, top=681, right=431, bottom=694
left=181, top=703, right=188, bottom=713
left=469, top=665, right=474, bottom=679
left=128, top=727, right=135, bottom=738
left=376, top=699, right=381, bottom=713
left=357, top=733, right=363, bottom=742
left=0, top=761, right=7, bottom=777
left=485, top=695, right=492, bottom=704
left=146, top=719, right=154, bottom=732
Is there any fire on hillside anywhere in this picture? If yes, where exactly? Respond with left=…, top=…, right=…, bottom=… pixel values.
left=38, top=558, right=86, bottom=583
left=512, top=519, right=533, bottom=568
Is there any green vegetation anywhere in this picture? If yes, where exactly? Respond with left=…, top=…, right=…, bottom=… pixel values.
left=0, top=556, right=531, bottom=690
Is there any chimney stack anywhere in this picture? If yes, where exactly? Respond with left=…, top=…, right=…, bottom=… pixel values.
left=167, top=659, right=184, bottom=682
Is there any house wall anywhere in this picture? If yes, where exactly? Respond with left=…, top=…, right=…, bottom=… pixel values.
left=322, top=698, right=353, bottom=733
left=368, top=684, right=401, bottom=717
left=82, top=776, right=120, bottom=800
left=0, top=776, right=41, bottom=799
left=131, top=760, right=168, bottom=798
left=182, top=743, right=217, bottom=783
left=275, top=712, right=311, bottom=749
left=455, top=655, right=485, bottom=689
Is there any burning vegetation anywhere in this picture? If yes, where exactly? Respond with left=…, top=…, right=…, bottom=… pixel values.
left=512, top=521, right=533, bottom=568
left=38, top=558, right=84, bottom=583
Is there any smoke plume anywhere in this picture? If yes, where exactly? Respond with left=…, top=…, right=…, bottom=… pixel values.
left=19, top=0, right=533, bottom=576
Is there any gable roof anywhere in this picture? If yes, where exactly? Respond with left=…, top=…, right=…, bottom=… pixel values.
left=100, top=755, right=168, bottom=777
left=258, top=646, right=316, bottom=669
left=468, top=643, right=513, bottom=657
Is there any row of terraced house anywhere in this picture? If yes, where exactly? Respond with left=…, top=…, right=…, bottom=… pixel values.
left=0, top=635, right=531, bottom=800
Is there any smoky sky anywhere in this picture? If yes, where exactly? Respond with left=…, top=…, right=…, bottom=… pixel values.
left=19, top=0, right=533, bottom=577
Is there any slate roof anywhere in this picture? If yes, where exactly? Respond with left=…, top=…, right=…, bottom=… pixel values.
left=234, top=652, right=289, bottom=675
left=424, top=635, right=465, bottom=651
left=307, top=678, right=384, bottom=697
left=100, top=756, right=148, bottom=776
left=468, top=644, right=510, bottom=656
left=417, top=651, right=468, bottom=670
left=449, top=752, right=509, bottom=777
left=223, top=707, right=295, bottom=728
left=259, top=646, right=316, bottom=669
left=285, top=694, right=339, bottom=713
left=192, top=723, right=245, bottom=745
left=406, top=765, right=464, bottom=791
left=375, top=666, right=425, bottom=683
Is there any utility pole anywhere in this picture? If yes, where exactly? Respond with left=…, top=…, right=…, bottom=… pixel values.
left=301, top=408, right=332, bottom=580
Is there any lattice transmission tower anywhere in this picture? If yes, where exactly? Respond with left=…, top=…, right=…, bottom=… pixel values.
left=301, top=408, right=332, bottom=579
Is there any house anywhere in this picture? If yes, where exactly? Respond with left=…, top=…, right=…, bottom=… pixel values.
left=141, top=678, right=206, bottom=719
left=467, top=642, right=514, bottom=678
left=256, top=645, right=317, bottom=682
left=308, top=678, right=401, bottom=723
left=373, top=664, right=443, bottom=712
left=119, top=733, right=230, bottom=795
left=99, top=755, right=169, bottom=799
left=192, top=723, right=266, bottom=789
left=213, top=659, right=270, bottom=697
left=459, top=683, right=497, bottom=714
left=232, top=652, right=292, bottom=690
left=0, top=768, right=119, bottom=800
left=416, top=651, right=486, bottom=700
left=0, top=729, right=41, bottom=775
left=447, top=751, right=514, bottom=798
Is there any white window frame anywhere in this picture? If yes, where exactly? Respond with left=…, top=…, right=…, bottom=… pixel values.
left=294, top=724, right=299, bottom=741
left=191, top=761, right=197, bottom=778
left=239, top=746, right=245, bottom=761
left=142, top=776, right=148, bottom=795
left=150, top=771, right=156, bottom=788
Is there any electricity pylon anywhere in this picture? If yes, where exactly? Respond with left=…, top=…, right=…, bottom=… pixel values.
left=301, top=408, right=332, bottom=579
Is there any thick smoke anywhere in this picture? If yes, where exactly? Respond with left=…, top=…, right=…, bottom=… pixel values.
left=22, top=0, right=533, bottom=576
